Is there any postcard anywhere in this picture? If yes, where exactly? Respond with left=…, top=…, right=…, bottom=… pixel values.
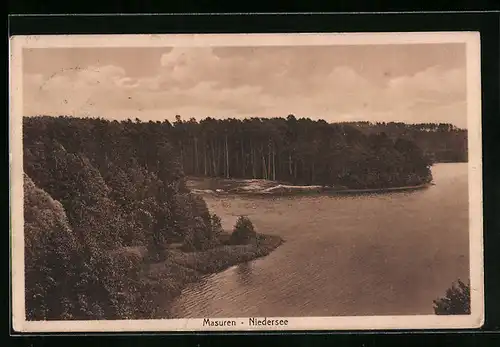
left=9, top=32, right=484, bottom=332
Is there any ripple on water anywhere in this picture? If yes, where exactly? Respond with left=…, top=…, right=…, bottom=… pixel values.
left=171, top=163, right=470, bottom=318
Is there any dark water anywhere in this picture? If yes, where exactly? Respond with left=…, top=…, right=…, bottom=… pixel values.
left=171, top=163, right=470, bottom=317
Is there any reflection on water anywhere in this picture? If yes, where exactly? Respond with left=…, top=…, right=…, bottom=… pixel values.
left=235, top=262, right=254, bottom=286
left=170, top=163, right=470, bottom=318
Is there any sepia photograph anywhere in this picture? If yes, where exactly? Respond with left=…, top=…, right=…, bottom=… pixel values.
left=9, top=32, right=484, bottom=332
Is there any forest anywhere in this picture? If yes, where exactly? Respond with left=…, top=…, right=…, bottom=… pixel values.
left=344, top=121, right=468, bottom=163
left=21, top=115, right=465, bottom=320
left=159, top=115, right=455, bottom=188
left=23, top=115, right=226, bottom=320
left=23, top=115, right=453, bottom=190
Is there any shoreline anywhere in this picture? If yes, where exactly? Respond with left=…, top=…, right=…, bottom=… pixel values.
left=189, top=178, right=434, bottom=197
left=142, top=233, right=285, bottom=318
left=237, top=182, right=433, bottom=196
left=186, top=162, right=469, bottom=197
left=145, top=173, right=436, bottom=316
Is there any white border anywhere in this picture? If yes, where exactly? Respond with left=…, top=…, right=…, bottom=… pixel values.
left=9, top=32, right=484, bottom=332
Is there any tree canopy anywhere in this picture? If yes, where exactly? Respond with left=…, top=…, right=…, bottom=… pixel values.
left=166, top=115, right=438, bottom=188
left=433, top=279, right=471, bottom=315
left=23, top=115, right=223, bottom=320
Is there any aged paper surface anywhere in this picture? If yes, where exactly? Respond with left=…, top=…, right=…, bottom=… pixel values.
left=10, top=32, right=483, bottom=332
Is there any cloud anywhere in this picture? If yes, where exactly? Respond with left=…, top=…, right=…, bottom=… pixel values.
left=387, top=66, right=466, bottom=101
left=22, top=49, right=467, bottom=128
left=24, top=66, right=131, bottom=117
left=158, top=47, right=225, bottom=89
left=23, top=60, right=266, bottom=119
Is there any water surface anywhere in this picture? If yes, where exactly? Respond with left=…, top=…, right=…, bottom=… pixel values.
left=171, top=163, right=470, bottom=317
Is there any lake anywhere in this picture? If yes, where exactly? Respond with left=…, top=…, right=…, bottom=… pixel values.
left=170, top=163, right=470, bottom=317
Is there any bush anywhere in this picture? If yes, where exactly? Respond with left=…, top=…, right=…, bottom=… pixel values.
left=211, top=213, right=223, bottom=236
left=433, top=279, right=471, bottom=315
left=229, top=216, right=257, bottom=245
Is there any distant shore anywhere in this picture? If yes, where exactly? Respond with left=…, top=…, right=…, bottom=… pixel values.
left=187, top=176, right=433, bottom=197
left=319, top=183, right=433, bottom=195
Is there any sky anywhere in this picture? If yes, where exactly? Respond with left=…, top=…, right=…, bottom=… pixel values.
left=22, top=43, right=468, bottom=128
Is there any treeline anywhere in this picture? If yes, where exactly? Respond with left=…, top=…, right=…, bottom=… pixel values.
left=23, top=115, right=225, bottom=320
left=344, top=121, right=468, bottom=163
left=24, top=115, right=435, bottom=190
left=170, top=115, right=433, bottom=189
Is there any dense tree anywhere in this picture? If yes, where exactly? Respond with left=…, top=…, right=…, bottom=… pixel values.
left=230, top=216, right=257, bottom=245
left=24, top=173, right=160, bottom=320
left=22, top=115, right=224, bottom=320
left=345, top=121, right=468, bottom=163
left=22, top=115, right=459, bottom=191
left=433, top=279, right=471, bottom=315
left=23, top=116, right=216, bottom=252
left=167, top=115, right=446, bottom=189
left=24, top=174, right=83, bottom=320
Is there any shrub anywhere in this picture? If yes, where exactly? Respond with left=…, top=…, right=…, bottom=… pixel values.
left=433, top=279, right=471, bottom=315
left=229, top=216, right=257, bottom=245
left=211, top=213, right=223, bottom=236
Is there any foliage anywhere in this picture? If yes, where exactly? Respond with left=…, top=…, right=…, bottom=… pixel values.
left=24, top=174, right=83, bottom=320
left=160, top=115, right=447, bottom=188
left=210, top=213, right=223, bottom=237
left=433, top=279, right=471, bottom=315
left=23, top=115, right=449, bottom=190
left=345, top=121, right=468, bottom=163
left=22, top=116, right=224, bottom=320
left=230, top=216, right=257, bottom=245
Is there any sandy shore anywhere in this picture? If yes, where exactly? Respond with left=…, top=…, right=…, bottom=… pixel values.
left=187, top=176, right=433, bottom=197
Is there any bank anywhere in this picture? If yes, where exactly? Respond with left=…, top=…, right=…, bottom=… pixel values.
left=127, top=233, right=284, bottom=317
left=187, top=176, right=433, bottom=197
left=239, top=182, right=433, bottom=196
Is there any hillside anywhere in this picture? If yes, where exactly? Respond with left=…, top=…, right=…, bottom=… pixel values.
left=23, top=115, right=284, bottom=320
